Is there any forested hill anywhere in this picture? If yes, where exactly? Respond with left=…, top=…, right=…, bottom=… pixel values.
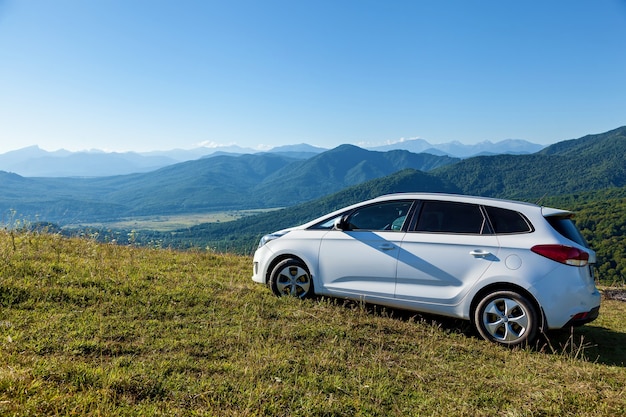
left=431, top=126, right=626, bottom=200
left=252, top=145, right=458, bottom=204
left=538, top=125, right=626, bottom=157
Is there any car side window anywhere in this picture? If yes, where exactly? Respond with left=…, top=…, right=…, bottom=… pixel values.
left=346, top=201, right=413, bottom=231
left=485, top=206, right=533, bottom=234
left=414, top=201, right=487, bottom=234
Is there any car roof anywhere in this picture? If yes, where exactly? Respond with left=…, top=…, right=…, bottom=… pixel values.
left=376, top=192, right=539, bottom=207
left=297, top=192, right=571, bottom=230
left=380, top=193, right=573, bottom=215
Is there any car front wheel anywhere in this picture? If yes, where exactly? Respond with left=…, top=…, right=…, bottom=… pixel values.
left=269, top=258, right=313, bottom=299
left=474, top=290, right=538, bottom=347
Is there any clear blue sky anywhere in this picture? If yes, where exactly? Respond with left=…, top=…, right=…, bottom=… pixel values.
left=1, top=0, right=625, bottom=153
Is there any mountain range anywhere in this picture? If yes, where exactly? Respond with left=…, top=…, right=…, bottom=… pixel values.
left=0, top=138, right=543, bottom=177
left=148, top=126, right=626, bottom=252
left=0, top=126, right=624, bottom=229
left=368, top=138, right=544, bottom=157
left=0, top=147, right=458, bottom=224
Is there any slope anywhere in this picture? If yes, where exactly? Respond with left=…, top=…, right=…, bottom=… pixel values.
left=0, top=153, right=298, bottom=223
left=0, top=148, right=457, bottom=224
left=101, top=153, right=298, bottom=214
left=432, top=126, right=626, bottom=199
left=2, top=230, right=625, bottom=415
left=253, top=145, right=459, bottom=204
left=133, top=169, right=460, bottom=252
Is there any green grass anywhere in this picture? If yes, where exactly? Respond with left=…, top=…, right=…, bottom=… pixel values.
left=1, top=231, right=625, bottom=416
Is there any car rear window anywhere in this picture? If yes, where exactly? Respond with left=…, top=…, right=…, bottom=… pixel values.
left=546, top=216, right=589, bottom=247
left=484, top=206, right=533, bottom=234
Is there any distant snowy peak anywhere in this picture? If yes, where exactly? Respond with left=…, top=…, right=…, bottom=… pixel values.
left=368, top=138, right=545, bottom=158
left=267, top=143, right=328, bottom=153
left=368, top=139, right=432, bottom=154
left=140, top=145, right=257, bottom=161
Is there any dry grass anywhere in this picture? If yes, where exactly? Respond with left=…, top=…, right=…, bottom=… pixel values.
left=1, top=230, right=625, bottom=416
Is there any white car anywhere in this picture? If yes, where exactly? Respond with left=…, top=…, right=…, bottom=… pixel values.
left=252, top=193, right=601, bottom=346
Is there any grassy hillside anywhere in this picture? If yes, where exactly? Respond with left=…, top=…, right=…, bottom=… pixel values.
left=1, top=231, right=625, bottom=416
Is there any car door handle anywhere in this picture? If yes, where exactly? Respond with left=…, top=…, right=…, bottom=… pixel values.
left=470, top=250, right=491, bottom=258
left=379, top=243, right=396, bottom=251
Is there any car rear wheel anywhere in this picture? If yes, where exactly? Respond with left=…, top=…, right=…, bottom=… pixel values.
left=474, top=290, right=538, bottom=347
left=269, top=258, right=313, bottom=299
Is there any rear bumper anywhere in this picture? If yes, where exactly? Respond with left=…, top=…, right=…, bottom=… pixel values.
left=530, top=262, right=601, bottom=329
left=562, top=305, right=600, bottom=327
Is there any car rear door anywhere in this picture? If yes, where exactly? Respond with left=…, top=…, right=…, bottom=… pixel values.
left=395, top=200, right=499, bottom=306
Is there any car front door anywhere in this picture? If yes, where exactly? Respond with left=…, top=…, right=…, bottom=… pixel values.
left=316, top=200, right=414, bottom=299
left=395, top=200, right=499, bottom=306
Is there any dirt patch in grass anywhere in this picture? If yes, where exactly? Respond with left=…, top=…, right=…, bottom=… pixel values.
left=604, top=289, right=626, bottom=302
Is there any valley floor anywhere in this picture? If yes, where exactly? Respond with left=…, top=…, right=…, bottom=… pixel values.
left=61, top=208, right=282, bottom=232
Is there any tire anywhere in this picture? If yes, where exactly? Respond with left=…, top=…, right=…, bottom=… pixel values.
left=474, top=290, right=538, bottom=347
left=268, top=258, right=313, bottom=299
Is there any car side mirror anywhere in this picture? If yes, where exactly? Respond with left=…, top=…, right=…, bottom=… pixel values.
left=333, top=216, right=351, bottom=231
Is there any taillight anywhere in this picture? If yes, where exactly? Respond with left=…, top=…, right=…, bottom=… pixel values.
left=531, top=244, right=589, bottom=266
left=571, top=312, right=589, bottom=321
